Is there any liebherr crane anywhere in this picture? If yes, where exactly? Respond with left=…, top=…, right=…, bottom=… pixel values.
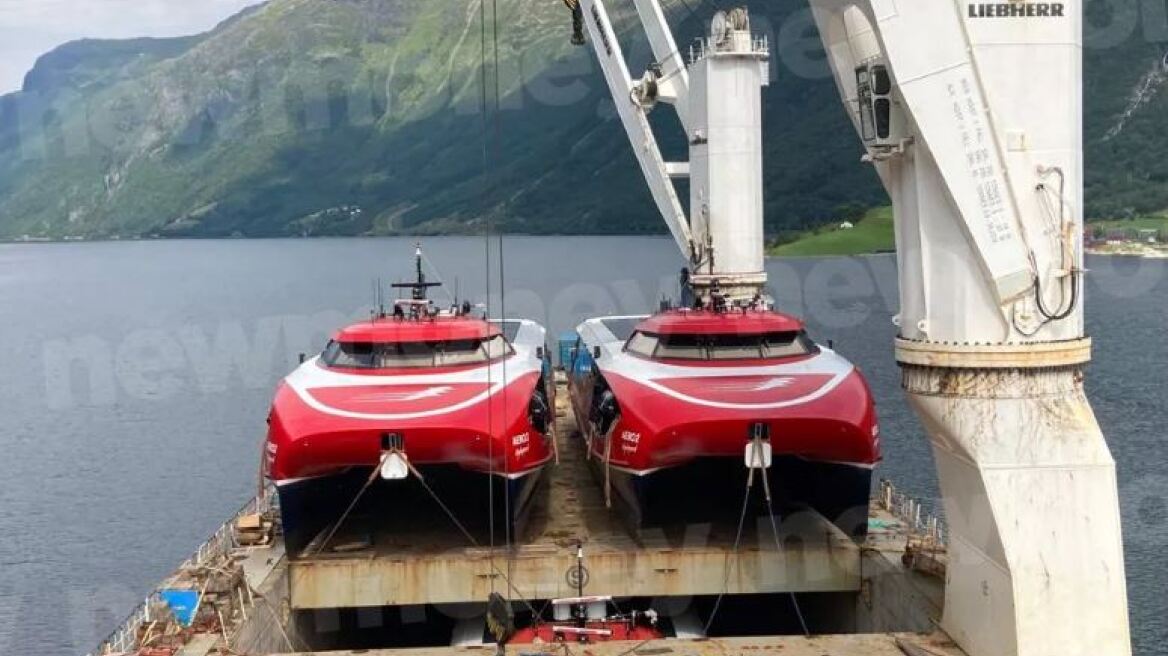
left=568, top=0, right=1132, bottom=654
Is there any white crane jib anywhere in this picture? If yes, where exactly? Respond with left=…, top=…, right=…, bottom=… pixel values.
left=807, top=1, right=1132, bottom=655
left=577, top=0, right=770, bottom=303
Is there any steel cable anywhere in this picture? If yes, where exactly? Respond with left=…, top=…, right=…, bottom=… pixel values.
left=702, top=455, right=753, bottom=635
left=757, top=446, right=810, bottom=636
left=410, top=464, right=545, bottom=620
left=312, top=451, right=394, bottom=556
left=704, top=440, right=811, bottom=636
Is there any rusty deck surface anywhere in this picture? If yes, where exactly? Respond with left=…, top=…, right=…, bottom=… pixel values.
left=287, top=385, right=861, bottom=609
left=274, top=632, right=965, bottom=656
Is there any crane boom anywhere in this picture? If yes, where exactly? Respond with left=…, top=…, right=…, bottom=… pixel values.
left=578, top=0, right=693, bottom=264
left=629, top=0, right=690, bottom=131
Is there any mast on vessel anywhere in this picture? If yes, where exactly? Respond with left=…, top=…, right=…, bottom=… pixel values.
left=391, top=244, right=443, bottom=302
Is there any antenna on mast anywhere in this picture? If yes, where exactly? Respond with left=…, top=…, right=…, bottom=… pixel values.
left=391, top=242, right=442, bottom=302
left=374, top=279, right=386, bottom=319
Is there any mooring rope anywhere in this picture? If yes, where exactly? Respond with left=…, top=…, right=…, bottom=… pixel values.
left=703, top=456, right=753, bottom=635
left=703, top=438, right=810, bottom=637
left=312, top=451, right=394, bottom=556
left=754, top=439, right=810, bottom=637
left=410, top=463, right=545, bottom=620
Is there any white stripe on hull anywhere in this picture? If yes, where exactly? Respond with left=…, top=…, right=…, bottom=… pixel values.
left=577, top=316, right=857, bottom=411
left=283, top=322, right=546, bottom=421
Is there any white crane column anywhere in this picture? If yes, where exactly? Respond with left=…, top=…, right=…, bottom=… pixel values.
left=576, top=1, right=772, bottom=303
left=686, top=12, right=770, bottom=299
left=808, top=1, right=1131, bottom=654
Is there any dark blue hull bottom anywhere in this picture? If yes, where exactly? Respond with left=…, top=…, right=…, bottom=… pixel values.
left=277, top=466, right=544, bottom=557
left=597, top=456, right=873, bottom=541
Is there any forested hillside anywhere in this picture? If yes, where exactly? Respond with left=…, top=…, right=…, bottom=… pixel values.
left=0, top=0, right=1163, bottom=239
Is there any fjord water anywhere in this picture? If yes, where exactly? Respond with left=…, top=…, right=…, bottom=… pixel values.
left=0, top=237, right=1164, bottom=655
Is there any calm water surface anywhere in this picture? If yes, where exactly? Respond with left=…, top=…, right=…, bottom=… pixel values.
left=0, top=237, right=1164, bottom=655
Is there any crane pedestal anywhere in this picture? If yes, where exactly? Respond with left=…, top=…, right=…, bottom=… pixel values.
left=897, top=339, right=1130, bottom=656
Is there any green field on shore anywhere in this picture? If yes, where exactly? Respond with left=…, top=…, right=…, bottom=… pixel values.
left=1088, top=215, right=1168, bottom=235
left=767, top=207, right=894, bottom=257
left=768, top=208, right=1168, bottom=257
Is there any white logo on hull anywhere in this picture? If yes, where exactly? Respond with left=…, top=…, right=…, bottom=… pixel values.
left=353, top=386, right=454, bottom=403
left=707, top=377, right=795, bottom=392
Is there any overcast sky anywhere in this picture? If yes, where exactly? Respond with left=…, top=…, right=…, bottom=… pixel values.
left=0, top=0, right=264, bottom=94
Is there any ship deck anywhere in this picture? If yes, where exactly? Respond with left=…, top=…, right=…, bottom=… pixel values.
left=287, top=386, right=862, bottom=609
left=272, top=632, right=966, bottom=656
left=90, top=380, right=957, bottom=656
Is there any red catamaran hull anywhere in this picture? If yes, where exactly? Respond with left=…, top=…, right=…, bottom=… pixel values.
left=266, top=319, right=554, bottom=555
left=568, top=312, right=880, bottom=536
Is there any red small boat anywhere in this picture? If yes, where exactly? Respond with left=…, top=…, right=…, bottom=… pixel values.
left=265, top=248, right=555, bottom=555
left=567, top=307, right=879, bottom=536
left=507, top=601, right=664, bottom=645
left=473, top=546, right=677, bottom=649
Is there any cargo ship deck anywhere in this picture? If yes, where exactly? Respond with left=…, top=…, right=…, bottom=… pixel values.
left=88, top=380, right=956, bottom=656
left=272, top=633, right=966, bottom=656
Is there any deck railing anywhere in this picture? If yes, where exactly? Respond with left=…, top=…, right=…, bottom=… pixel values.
left=877, top=478, right=946, bottom=546
left=84, top=490, right=274, bottom=656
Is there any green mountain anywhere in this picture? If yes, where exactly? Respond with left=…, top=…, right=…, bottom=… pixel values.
left=1083, top=0, right=1168, bottom=218
left=0, top=0, right=1163, bottom=239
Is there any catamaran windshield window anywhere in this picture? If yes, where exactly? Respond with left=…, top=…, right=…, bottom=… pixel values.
left=625, top=331, right=815, bottom=361
left=625, top=332, right=659, bottom=358
left=321, top=335, right=513, bottom=369
left=323, top=341, right=376, bottom=368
